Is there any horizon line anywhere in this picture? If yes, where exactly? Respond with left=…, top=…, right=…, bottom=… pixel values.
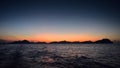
left=0, top=38, right=115, bottom=43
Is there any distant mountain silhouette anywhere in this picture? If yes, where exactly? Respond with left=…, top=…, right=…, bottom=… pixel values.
left=11, top=40, right=31, bottom=44
left=49, top=41, right=59, bottom=44
left=94, top=39, right=113, bottom=44
left=58, top=40, right=71, bottom=44
left=10, top=40, right=47, bottom=44
left=2, top=38, right=113, bottom=44
left=71, top=41, right=81, bottom=44
left=50, top=40, right=71, bottom=44
left=81, top=41, right=93, bottom=44
left=50, top=39, right=113, bottom=44
left=35, top=42, right=47, bottom=44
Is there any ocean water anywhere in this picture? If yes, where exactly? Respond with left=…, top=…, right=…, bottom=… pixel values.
left=0, top=44, right=120, bottom=68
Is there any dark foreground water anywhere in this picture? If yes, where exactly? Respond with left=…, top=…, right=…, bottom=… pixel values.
left=0, top=44, right=120, bottom=68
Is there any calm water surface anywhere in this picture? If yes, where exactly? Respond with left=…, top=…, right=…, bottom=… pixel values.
left=0, top=44, right=120, bottom=68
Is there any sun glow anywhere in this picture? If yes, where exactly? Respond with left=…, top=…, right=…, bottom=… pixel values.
left=17, top=33, right=101, bottom=42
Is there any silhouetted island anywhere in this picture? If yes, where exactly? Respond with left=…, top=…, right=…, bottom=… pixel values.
left=3, top=38, right=113, bottom=44
left=10, top=40, right=31, bottom=44
left=10, top=40, right=46, bottom=44
left=50, top=40, right=71, bottom=44
left=94, top=39, right=113, bottom=44
left=49, top=39, right=113, bottom=44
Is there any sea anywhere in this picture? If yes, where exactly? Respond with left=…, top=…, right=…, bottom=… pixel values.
left=0, top=44, right=120, bottom=68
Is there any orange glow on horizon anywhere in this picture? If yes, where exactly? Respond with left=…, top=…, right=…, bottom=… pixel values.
left=19, top=33, right=102, bottom=42
left=0, top=33, right=113, bottom=42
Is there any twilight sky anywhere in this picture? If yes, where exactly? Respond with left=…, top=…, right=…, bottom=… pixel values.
left=0, top=0, right=120, bottom=42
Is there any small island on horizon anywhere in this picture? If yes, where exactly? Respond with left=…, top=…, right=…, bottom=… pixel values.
left=0, top=38, right=113, bottom=44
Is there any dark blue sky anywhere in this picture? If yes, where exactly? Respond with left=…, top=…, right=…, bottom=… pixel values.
left=0, top=0, right=120, bottom=42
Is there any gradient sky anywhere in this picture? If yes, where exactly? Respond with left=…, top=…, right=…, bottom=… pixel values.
left=0, top=0, right=120, bottom=42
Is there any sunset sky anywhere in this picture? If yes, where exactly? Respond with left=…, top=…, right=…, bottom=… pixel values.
left=0, top=0, right=120, bottom=42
